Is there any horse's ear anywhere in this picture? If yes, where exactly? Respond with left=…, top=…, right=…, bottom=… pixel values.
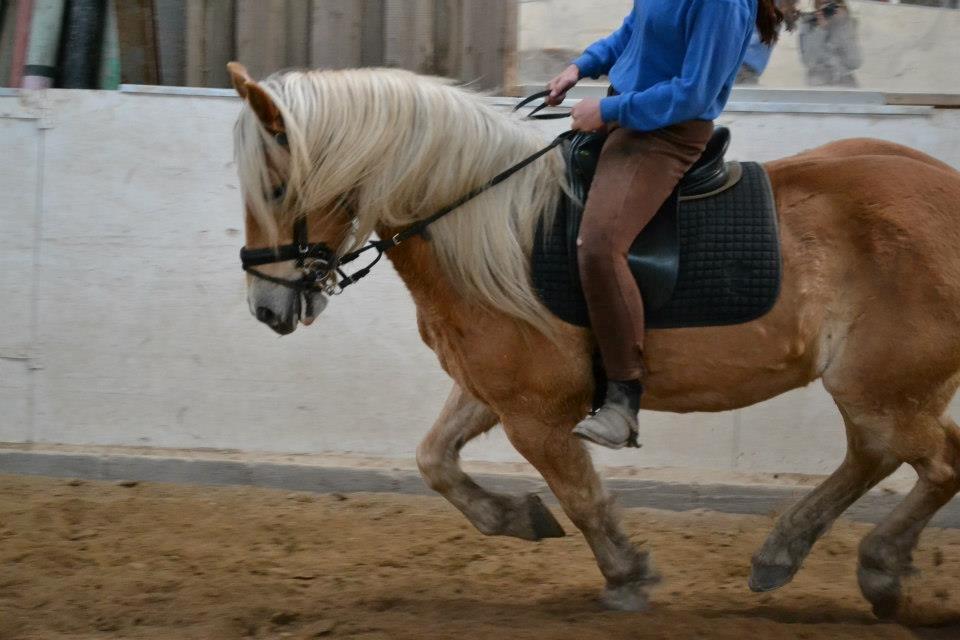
left=244, top=81, right=285, bottom=136
left=227, top=61, right=253, bottom=99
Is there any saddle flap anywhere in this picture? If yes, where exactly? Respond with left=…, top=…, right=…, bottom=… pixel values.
left=627, top=190, right=679, bottom=311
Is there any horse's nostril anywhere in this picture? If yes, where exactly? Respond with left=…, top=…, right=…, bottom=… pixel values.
left=256, top=307, right=277, bottom=325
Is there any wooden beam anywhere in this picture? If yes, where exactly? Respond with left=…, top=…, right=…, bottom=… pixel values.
left=432, top=0, right=461, bottom=78
left=459, top=0, right=517, bottom=91
left=360, top=0, right=384, bottom=67
left=383, top=0, right=434, bottom=74
left=186, top=0, right=234, bottom=87
left=154, top=0, right=186, bottom=86
left=236, top=0, right=286, bottom=79
left=885, top=93, right=960, bottom=108
left=115, top=0, right=161, bottom=86
left=284, top=0, right=311, bottom=69
left=310, top=0, right=363, bottom=69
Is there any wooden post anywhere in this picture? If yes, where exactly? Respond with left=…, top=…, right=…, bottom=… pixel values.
left=0, top=0, right=12, bottom=86
left=285, top=0, right=311, bottom=69
left=116, top=0, right=161, bottom=85
left=432, top=0, right=462, bottom=78
left=155, top=0, right=186, bottom=86
left=186, top=0, right=235, bottom=87
left=383, top=0, right=434, bottom=74
left=459, top=0, right=517, bottom=91
left=236, top=0, right=286, bottom=79
left=360, top=0, right=384, bottom=67
left=310, top=0, right=363, bottom=69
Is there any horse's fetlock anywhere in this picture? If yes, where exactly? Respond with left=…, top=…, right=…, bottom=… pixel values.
left=859, top=535, right=901, bottom=574
left=604, top=549, right=659, bottom=589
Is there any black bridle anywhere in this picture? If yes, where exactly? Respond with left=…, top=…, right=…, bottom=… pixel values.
left=239, top=91, right=573, bottom=295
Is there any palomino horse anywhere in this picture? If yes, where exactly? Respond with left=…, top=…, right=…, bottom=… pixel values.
left=227, top=63, right=960, bottom=618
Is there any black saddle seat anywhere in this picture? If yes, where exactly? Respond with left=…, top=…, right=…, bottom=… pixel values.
left=568, top=126, right=732, bottom=201
left=682, top=126, right=731, bottom=196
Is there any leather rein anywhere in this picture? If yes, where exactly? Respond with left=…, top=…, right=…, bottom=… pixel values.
left=239, top=91, right=573, bottom=296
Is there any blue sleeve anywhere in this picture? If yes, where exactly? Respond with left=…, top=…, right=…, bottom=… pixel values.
left=599, top=0, right=753, bottom=130
left=572, top=9, right=636, bottom=79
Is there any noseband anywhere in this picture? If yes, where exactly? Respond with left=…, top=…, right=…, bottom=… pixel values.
left=239, top=91, right=573, bottom=295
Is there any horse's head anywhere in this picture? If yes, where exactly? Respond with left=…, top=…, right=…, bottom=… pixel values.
left=228, top=62, right=353, bottom=335
left=228, top=62, right=566, bottom=338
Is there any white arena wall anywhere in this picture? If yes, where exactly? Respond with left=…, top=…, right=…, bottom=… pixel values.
left=1, top=87, right=959, bottom=478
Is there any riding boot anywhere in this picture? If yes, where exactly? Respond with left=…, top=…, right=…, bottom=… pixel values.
left=572, top=379, right=643, bottom=450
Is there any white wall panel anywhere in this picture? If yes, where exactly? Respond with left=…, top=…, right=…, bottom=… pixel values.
left=0, top=102, right=39, bottom=443
left=2, top=88, right=959, bottom=477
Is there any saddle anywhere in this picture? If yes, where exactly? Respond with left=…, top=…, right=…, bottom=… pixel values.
left=532, top=127, right=782, bottom=330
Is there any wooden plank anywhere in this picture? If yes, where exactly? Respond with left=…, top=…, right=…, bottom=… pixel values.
left=284, top=0, right=310, bottom=69
left=459, top=0, right=516, bottom=91
left=98, top=0, right=121, bottom=89
left=310, top=0, right=362, bottom=69
left=432, top=0, right=461, bottom=78
left=360, top=0, right=384, bottom=66
left=154, top=0, right=186, bottom=86
left=185, top=0, right=234, bottom=87
left=885, top=93, right=960, bottom=108
left=236, top=0, right=286, bottom=79
left=0, top=0, right=17, bottom=87
left=116, top=0, right=160, bottom=85
left=383, top=0, right=434, bottom=74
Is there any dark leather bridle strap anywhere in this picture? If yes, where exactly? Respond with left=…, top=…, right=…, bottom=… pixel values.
left=240, top=92, right=574, bottom=294
left=513, top=90, right=573, bottom=120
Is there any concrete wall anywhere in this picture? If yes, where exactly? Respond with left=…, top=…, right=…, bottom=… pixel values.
left=2, top=87, right=960, bottom=477
left=519, top=0, right=960, bottom=93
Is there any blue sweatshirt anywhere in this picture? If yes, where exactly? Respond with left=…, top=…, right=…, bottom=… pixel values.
left=742, top=29, right=774, bottom=75
left=573, top=0, right=756, bottom=132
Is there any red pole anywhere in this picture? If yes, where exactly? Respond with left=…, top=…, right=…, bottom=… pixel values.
left=9, top=0, right=34, bottom=88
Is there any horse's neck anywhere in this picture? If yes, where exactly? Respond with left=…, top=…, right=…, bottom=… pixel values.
left=377, top=227, right=472, bottom=328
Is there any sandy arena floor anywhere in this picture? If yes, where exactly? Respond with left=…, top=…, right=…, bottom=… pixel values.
left=1, top=475, right=959, bottom=640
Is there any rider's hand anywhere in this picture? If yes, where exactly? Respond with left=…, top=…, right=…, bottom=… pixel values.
left=546, top=64, right=581, bottom=106
left=571, top=98, right=605, bottom=132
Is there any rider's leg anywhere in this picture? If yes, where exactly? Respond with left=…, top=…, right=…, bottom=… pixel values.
left=575, top=120, right=714, bottom=449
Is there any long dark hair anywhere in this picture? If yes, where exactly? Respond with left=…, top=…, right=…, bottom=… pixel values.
left=757, top=0, right=785, bottom=44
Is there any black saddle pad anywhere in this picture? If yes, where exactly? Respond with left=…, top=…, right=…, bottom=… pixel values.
left=532, top=161, right=782, bottom=330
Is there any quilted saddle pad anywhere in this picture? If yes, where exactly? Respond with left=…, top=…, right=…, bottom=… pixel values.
left=531, top=161, right=782, bottom=330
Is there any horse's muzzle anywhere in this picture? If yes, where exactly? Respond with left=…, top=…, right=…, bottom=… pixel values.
left=255, top=306, right=298, bottom=336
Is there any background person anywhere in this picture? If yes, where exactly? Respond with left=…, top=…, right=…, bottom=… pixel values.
left=799, top=0, right=863, bottom=86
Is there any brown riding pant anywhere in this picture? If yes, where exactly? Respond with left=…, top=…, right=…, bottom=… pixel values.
left=578, top=120, right=714, bottom=381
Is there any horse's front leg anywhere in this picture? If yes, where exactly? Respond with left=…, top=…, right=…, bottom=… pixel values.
left=416, top=383, right=565, bottom=541
left=502, top=415, right=659, bottom=611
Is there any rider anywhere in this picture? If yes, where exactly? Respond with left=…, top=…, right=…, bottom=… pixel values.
left=547, top=0, right=783, bottom=449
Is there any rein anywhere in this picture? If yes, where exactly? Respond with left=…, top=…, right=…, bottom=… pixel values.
left=239, top=90, right=573, bottom=295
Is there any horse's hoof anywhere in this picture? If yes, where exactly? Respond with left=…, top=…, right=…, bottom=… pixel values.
left=748, top=560, right=797, bottom=593
left=602, top=582, right=651, bottom=612
left=858, top=566, right=902, bottom=620
left=525, top=494, right=565, bottom=540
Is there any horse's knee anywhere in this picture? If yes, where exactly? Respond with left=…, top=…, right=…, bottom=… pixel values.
left=416, top=439, right=451, bottom=493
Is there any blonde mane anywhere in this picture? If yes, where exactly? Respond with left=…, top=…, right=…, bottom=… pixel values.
left=234, top=67, right=567, bottom=333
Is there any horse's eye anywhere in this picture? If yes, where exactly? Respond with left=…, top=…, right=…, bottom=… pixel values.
left=271, top=185, right=286, bottom=201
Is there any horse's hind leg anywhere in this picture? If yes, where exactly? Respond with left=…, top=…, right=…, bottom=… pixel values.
left=501, top=415, right=658, bottom=611
left=749, top=403, right=901, bottom=592
left=856, top=411, right=960, bottom=619
left=416, top=383, right=565, bottom=541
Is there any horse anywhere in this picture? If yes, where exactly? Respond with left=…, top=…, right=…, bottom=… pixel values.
left=226, top=62, right=960, bottom=619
